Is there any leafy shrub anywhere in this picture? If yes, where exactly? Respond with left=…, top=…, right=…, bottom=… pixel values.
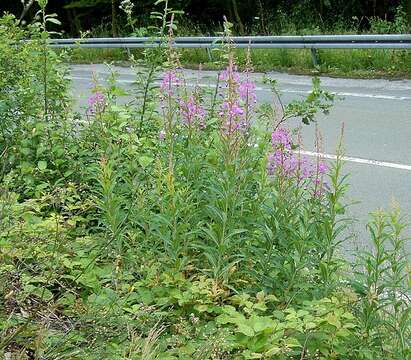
left=369, top=5, right=409, bottom=34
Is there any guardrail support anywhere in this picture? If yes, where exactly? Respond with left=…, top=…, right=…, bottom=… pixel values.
left=206, top=47, right=213, bottom=61
left=310, top=48, right=320, bottom=67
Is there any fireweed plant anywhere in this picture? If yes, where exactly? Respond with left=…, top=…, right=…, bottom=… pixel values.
left=0, top=5, right=410, bottom=359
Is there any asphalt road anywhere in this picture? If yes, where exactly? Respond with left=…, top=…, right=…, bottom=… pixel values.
left=69, top=64, right=411, bottom=255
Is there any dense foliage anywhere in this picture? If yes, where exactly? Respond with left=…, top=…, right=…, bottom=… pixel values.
left=0, top=4, right=410, bottom=359
left=1, top=0, right=411, bottom=36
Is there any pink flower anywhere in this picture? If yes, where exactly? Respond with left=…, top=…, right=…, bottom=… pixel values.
left=160, top=70, right=182, bottom=96
left=239, top=80, right=257, bottom=104
left=87, top=91, right=105, bottom=114
left=300, top=158, right=315, bottom=179
left=271, top=128, right=291, bottom=150
left=217, top=61, right=256, bottom=138
left=179, top=95, right=206, bottom=128
left=318, top=161, right=327, bottom=175
left=219, top=66, right=240, bottom=83
left=267, top=127, right=329, bottom=197
left=220, top=101, right=244, bottom=118
left=159, top=130, right=166, bottom=141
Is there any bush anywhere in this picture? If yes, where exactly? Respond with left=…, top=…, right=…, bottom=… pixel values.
left=0, top=9, right=409, bottom=360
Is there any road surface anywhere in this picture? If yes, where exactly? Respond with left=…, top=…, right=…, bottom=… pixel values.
left=69, top=64, right=411, bottom=255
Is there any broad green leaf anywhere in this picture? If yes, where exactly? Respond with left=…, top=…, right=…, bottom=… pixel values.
left=138, top=155, right=154, bottom=168
left=237, top=323, right=254, bottom=337
left=325, top=313, right=341, bottom=328
left=285, top=337, right=301, bottom=348
left=25, top=284, right=53, bottom=302
left=37, top=160, right=47, bottom=171
left=250, top=316, right=277, bottom=333
left=46, top=17, right=62, bottom=25
left=194, top=304, right=210, bottom=313
left=265, top=346, right=281, bottom=356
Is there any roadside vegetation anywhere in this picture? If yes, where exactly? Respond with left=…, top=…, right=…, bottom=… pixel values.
left=0, top=1, right=410, bottom=359
left=3, top=1, right=411, bottom=78
left=70, top=47, right=411, bottom=79
left=68, top=1, right=411, bottom=78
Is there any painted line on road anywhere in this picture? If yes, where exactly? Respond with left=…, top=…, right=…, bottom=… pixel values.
left=332, top=91, right=411, bottom=101
left=70, top=75, right=411, bottom=101
left=196, top=82, right=411, bottom=101
left=280, top=88, right=411, bottom=100
left=300, top=150, right=411, bottom=171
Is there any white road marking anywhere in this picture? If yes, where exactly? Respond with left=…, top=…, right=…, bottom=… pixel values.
left=331, top=91, right=411, bottom=101
left=70, top=75, right=411, bottom=101
left=280, top=88, right=411, bottom=100
left=300, top=150, right=411, bottom=171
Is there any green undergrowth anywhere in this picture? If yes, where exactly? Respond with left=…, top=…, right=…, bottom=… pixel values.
left=68, top=47, right=411, bottom=79
left=66, top=1, right=411, bottom=79
left=1, top=5, right=410, bottom=360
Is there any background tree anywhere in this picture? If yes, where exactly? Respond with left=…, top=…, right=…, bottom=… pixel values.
left=111, top=0, right=118, bottom=36
left=0, top=0, right=407, bottom=36
left=19, top=0, right=35, bottom=22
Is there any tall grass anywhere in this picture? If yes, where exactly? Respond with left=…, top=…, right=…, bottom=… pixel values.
left=68, top=47, right=411, bottom=79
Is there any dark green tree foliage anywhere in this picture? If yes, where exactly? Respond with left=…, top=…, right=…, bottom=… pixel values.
left=0, top=0, right=409, bottom=36
left=408, top=0, right=411, bottom=27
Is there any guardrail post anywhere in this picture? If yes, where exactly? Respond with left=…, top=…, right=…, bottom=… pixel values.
left=206, top=47, right=213, bottom=62
left=310, top=48, right=320, bottom=67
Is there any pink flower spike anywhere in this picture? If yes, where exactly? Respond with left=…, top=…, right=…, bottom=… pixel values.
left=239, top=80, right=257, bottom=103
left=159, top=130, right=166, bottom=141
left=318, top=161, right=327, bottom=175
left=160, top=70, right=182, bottom=95
left=179, top=95, right=206, bottom=129
left=87, top=91, right=105, bottom=114
left=271, top=128, right=291, bottom=150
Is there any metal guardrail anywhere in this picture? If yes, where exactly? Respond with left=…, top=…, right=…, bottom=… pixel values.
left=49, top=35, right=411, bottom=49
